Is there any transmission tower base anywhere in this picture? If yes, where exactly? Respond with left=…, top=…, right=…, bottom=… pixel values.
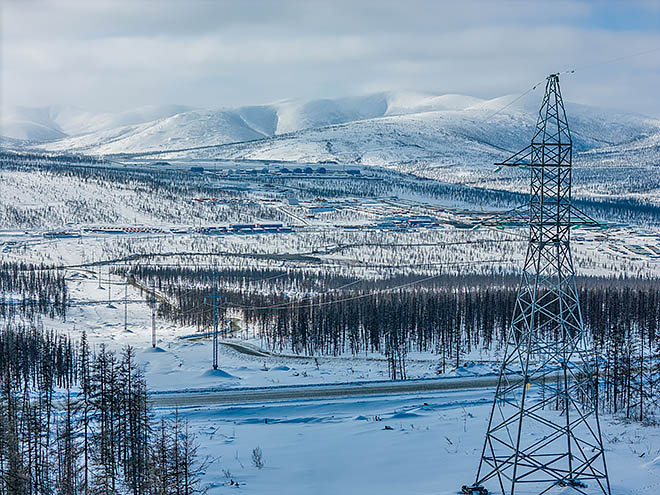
left=462, top=485, right=488, bottom=495
left=559, top=480, right=589, bottom=489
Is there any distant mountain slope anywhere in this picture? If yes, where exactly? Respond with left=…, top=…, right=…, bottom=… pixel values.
left=4, top=91, right=658, bottom=174
left=1, top=106, right=68, bottom=142
left=38, top=109, right=270, bottom=154
left=578, top=131, right=660, bottom=167
left=1, top=104, right=192, bottom=142
left=272, top=94, right=389, bottom=134
left=153, top=96, right=660, bottom=175
left=384, top=92, right=485, bottom=115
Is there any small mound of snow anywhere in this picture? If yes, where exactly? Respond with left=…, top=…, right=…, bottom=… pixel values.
left=390, top=412, right=422, bottom=419
left=272, top=365, right=290, bottom=371
left=202, top=368, right=238, bottom=379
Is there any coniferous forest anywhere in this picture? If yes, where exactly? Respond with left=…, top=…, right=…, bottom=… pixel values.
left=0, top=323, right=205, bottom=495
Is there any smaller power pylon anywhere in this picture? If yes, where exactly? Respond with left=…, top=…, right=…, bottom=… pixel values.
left=151, top=280, right=157, bottom=348
left=124, top=279, right=128, bottom=333
left=205, top=284, right=221, bottom=370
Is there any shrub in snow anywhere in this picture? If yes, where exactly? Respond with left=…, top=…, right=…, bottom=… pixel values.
left=252, top=446, right=265, bottom=469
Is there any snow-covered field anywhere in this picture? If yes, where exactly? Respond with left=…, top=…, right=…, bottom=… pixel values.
left=51, top=270, right=495, bottom=392
left=165, top=389, right=660, bottom=495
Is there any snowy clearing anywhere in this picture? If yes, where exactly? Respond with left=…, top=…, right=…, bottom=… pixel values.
left=156, top=389, right=660, bottom=495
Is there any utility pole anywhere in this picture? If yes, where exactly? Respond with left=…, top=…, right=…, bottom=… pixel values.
left=151, top=280, right=157, bottom=348
left=98, top=265, right=102, bottom=289
left=205, top=284, right=220, bottom=370
left=124, top=278, right=128, bottom=332
left=463, top=74, right=610, bottom=495
left=213, top=284, right=218, bottom=370
left=108, top=267, right=111, bottom=305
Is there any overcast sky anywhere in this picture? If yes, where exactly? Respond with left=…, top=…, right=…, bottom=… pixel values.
left=2, top=0, right=659, bottom=116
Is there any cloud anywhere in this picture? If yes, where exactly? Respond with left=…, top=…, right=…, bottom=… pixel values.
left=1, top=0, right=659, bottom=116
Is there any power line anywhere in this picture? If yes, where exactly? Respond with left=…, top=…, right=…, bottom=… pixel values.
left=227, top=258, right=516, bottom=312
left=163, top=258, right=517, bottom=315
left=560, top=46, right=660, bottom=75
left=477, top=80, right=545, bottom=124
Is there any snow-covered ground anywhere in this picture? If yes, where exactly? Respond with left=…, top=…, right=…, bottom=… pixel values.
left=159, top=389, right=660, bottom=494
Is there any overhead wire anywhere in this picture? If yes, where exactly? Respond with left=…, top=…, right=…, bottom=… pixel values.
left=558, top=46, right=660, bottom=75
left=224, top=258, right=518, bottom=312
left=437, top=46, right=660, bottom=172
left=477, top=80, right=545, bottom=125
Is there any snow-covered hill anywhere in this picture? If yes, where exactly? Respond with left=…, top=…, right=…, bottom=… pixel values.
left=1, top=104, right=192, bottom=142
left=154, top=94, right=660, bottom=178
left=35, top=109, right=272, bottom=154
left=3, top=91, right=659, bottom=174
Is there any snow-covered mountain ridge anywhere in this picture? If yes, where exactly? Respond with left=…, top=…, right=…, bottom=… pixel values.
left=3, top=90, right=659, bottom=173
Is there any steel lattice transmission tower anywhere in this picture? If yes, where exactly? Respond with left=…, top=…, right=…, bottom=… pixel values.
left=463, top=74, right=611, bottom=495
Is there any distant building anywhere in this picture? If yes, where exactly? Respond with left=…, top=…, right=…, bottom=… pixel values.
left=310, top=206, right=336, bottom=213
left=346, top=169, right=361, bottom=175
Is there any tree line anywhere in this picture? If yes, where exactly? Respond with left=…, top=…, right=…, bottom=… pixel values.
left=0, top=262, right=68, bottom=322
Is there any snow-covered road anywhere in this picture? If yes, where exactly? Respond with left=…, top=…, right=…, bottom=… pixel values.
left=149, top=375, right=510, bottom=407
